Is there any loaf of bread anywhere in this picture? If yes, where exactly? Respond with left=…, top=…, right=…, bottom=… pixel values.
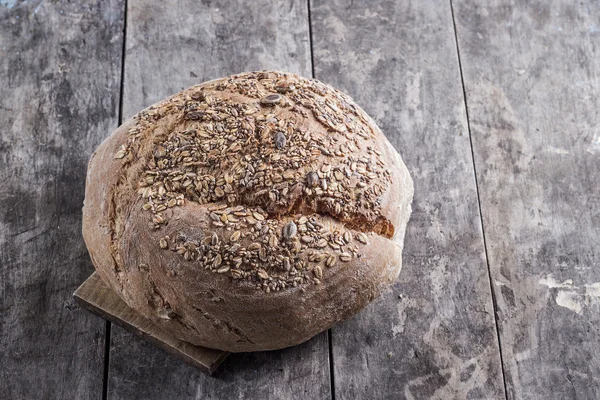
left=82, top=71, right=413, bottom=352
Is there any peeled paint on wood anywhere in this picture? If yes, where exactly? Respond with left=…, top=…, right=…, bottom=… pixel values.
left=454, top=0, right=600, bottom=398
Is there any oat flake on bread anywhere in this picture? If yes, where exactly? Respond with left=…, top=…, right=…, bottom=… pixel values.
left=82, top=71, right=413, bottom=352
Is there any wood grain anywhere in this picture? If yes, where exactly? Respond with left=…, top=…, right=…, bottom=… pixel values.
left=107, top=1, right=332, bottom=399
left=310, top=0, right=506, bottom=398
left=74, top=273, right=228, bottom=374
left=0, top=0, right=124, bottom=399
left=454, top=1, right=600, bottom=398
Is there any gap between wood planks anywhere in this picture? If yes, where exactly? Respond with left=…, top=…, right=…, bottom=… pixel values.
left=103, top=1, right=129, bottom=400
left=448, top=1, right=508, bottom=399
left=306, top=0, right=336, bottom=399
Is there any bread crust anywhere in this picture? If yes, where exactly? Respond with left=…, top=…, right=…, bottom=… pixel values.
left=82, top=71, right=413, bottom=352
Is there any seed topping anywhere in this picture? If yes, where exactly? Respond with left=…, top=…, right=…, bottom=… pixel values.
left=113, top=71, right=393, bottom=293
left=261, top=93, right=283, bottom=105
left=283, top=221, right=297, bottom=240
left=274, top=131, right=287, bottom=149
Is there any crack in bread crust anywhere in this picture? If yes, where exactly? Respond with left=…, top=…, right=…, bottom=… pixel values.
left=190, top=305, right=255, bottom=345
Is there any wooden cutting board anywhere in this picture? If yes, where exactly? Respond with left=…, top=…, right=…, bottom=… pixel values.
left=73, top=272, right=229, bottom=374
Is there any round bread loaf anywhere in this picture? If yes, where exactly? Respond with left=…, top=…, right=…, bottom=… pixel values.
left=82, top=71, right=413, bottom=352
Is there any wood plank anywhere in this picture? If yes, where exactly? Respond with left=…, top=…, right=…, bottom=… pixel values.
left=310, top=1, right=506, bottom=398
left=74, top=273, right=228, bottom=374
left=453, top=1, right=600, bottom=398
left=107, top=1, right=332, bottom=398
left=0, top=1, right=124, bottom=399
left=121, top=0, right=311, bottom=121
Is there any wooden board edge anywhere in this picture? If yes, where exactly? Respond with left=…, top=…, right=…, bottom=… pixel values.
left=73, top=272, right=229, bottom=375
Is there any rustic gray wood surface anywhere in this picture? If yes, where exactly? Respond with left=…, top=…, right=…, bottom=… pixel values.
left=0, top=0, right=124, bottom=399
left=311, top=0, right=505, bottom=398
left=454, top=1, right=600, bottom=399
left=106, top=1, right=332, bottom=399
left=2, top=0, right=600, bottom=399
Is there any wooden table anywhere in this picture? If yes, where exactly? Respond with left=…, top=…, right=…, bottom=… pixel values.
left=1, top=1, right=599, bottom=399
